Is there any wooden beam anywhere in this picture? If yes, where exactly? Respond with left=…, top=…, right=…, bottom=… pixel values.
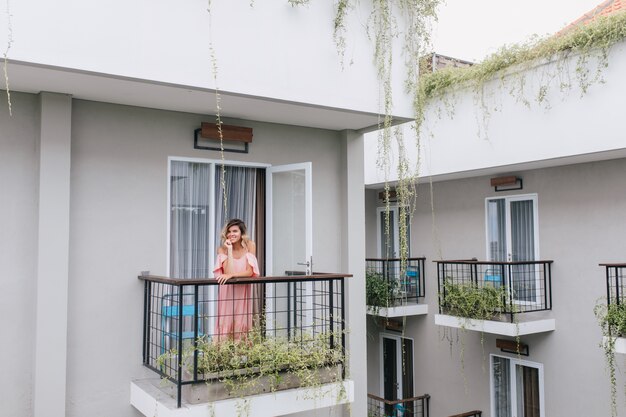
left=201, top=122, right=253, bottom=143
left=490, top=176, right=518, bottom=187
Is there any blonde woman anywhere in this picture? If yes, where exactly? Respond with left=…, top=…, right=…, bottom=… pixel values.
left=213, top=218, right=259, bottom=341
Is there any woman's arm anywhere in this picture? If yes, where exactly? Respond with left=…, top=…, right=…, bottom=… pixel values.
left=216, top=243, right=254, bottom=284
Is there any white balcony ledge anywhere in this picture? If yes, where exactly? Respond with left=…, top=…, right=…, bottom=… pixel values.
left=131, top=378, right=354, bottom=417
left=367, top=304, right=429, bottom=318
left=434, top=314, right=556, bottom=336
left=603, top=337, right=626, bottom=354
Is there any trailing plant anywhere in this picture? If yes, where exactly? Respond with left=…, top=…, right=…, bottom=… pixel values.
left=156, top=329, right=347, bottom=416
left=594, top=299, right=626, bottom=417
left=440, top=279, right=511, bottom=382
left=415, top=10, right=626, bottom=140
left=3, top=0, right=13, bottom=115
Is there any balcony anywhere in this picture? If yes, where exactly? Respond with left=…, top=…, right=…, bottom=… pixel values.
left=367, top=393, right=430, bottom=417
left=434, top=260, right=555, bottom=336
left=131, top=273, right=353, bottom=417
left=599, top=263, right=626, bottom=354
left=365, top=258, right=428, bottom=317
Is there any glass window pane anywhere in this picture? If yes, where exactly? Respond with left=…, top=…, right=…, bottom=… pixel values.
left=487, top=199, right=507, bottom=262
left=492, top=356, right=512, bottom=417
left=516, top=364, right=540, bottom=417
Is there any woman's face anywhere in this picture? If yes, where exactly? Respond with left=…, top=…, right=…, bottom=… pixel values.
left=226, top=225, right=242, bottom=244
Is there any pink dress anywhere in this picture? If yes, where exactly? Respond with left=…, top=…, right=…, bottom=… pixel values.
left=213, top=252, right=260, bottom=341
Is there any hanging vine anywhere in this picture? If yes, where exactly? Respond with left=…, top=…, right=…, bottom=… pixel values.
left=3, top=0, right=13, bottom=115
left=415, top=10, right=626, bottom=141
left=207, top=0, right=229, bottom=218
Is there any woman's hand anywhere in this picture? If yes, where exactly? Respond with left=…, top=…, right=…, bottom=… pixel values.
left=224, top=239, right=233, bottom=250
left=217, top=273, right=233, bottom=285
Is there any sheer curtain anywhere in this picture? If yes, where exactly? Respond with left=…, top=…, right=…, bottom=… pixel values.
left=493, top=356, right=512, bottom=417
left=487, top=199, right=507, bottom=262
left=214, top=166, right=258, bottom=252
left=170, top=161, right=211, bottom=278
left=511, top=200, right=536, bottom=302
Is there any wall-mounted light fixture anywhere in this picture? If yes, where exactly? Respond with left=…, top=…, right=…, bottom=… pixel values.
left=378, top=189, right=398, bottom=203
left=490, top=175, right=523, bottom=192
left=384, top=318, right=404, bottom=332
left=496, top=338, right=529, bottom=356
left=194, top=122, right=253, bottom=153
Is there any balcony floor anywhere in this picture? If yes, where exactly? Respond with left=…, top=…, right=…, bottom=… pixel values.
left=367, top=304, right=429, bottom=318
left=434, top=314, right=556, bottom=336
left=131, top=377, right=354, bottom=417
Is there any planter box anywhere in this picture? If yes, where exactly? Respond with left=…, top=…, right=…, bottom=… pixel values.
left=434, top=314, right=556, bottom=336
left=367, top=304, right=428, bottom=317
left=182, top=365, right=343, bottom=404
left=603, top=336, right=626, bottom=354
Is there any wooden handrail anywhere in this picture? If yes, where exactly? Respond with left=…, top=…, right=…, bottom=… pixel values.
left=138, top=272, right=352, bottom=286
left=447, top=411, right=482, bottom=417
left=366, top=257, right=426, bottom=262
left=599, top=263, right=626, bottom=267
left=367, top=393, right=430, bottom=405
left=433, top=259, right=553, bottom=266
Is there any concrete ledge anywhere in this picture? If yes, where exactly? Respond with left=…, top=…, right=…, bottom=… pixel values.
left=434, top=314, right=556, bottom=336
left=367, top=304, right=428, bottom=318
left=603, top=336, right=626, bottom=354
left=130, top=378, right=353, bottom=417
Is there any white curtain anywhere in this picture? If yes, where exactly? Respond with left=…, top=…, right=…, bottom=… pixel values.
left=170, top=161, right=211, bottom=278
left=214, top=166, right=258, bottom=251
left=493, top=356, right=512, bottom=417
left=170, top=163, right=259, bottom=279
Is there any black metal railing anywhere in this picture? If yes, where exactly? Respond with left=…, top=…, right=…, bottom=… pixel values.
left=447, top=411, right=482, bottom=417
left=140, top=273, right=350, bottom=407
left=365, top=258, right=426, bottom=307
left=600, top=263, right=626, bottom=337
left=367, top=393, right=430, bottom=417
left=601, top=263, right=626, bottom=306
left=436, top=260, right=553, bottom=322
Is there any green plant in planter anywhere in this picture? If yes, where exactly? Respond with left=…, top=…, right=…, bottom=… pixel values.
left=158, top=329, right=346, bottom=416
left=197, top=329, right=345, bottom=407
left=594, top=300, right=626, bottom=417
left=366, top=270, right=399, bottom=313
left=441, top=280, right=507, bottom=321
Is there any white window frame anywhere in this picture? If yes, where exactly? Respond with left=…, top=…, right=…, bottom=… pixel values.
left=484, top=193, right=540, bottom=263
left=166, top=156, right=270, bottom=276
left=490, top=354, right=545, bottom=417
left=484, top=194, right=541, bottom=307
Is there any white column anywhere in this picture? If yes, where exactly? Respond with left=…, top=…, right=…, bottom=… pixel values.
left=33, top=92, right=72, bottom=417
left=340, top=130, right=366, bottom=417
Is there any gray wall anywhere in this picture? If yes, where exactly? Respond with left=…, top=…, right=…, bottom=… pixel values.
left=2, top=94, right=357, bottom=417
left=366, top=158, right=626, bottom=416
left=0, top=92, right=39, bottom=417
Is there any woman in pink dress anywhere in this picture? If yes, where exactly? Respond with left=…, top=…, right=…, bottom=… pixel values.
left=213, top=219, right=260, bottom=341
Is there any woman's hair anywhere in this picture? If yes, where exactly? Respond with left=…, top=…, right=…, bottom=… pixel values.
left=221, top=218, right=250, bottom=248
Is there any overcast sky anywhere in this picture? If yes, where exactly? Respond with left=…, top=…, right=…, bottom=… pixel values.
left=432, top=0, right=605, bottom=62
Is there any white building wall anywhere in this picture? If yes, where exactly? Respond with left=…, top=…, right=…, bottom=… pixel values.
left=0, top=91, right=39, bottom=417
left=365, top=39, right=626, bottom=185
left=1, top=93, right=364, bottom=417
left=367, top=158, right=626, bottom=416
left=3, top=0, right=412, bottom=118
